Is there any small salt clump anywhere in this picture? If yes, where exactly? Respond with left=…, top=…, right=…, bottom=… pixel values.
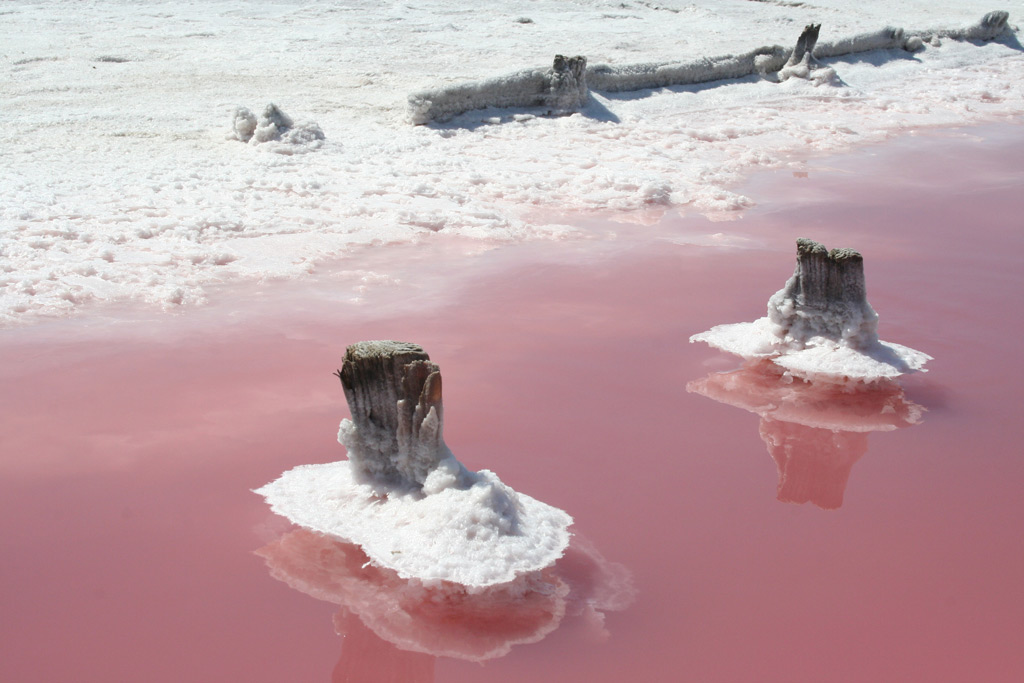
left=229, top=103, right=324, bottom=153
left=690, top=238, right=931, bottom=383
left=229, top=106, right=257, bottom=142
left=256, top=341, right=573, bottom=587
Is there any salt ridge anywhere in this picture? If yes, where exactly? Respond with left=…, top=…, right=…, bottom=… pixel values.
left=2, top=1, right=1021, bottom=324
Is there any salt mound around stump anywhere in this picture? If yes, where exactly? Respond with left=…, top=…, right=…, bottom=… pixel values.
left=687, top=359, right=925, bottom=433
left=256, top=529, right=569, bottom=662
left=256, top=341, right=572, bottom=588
left=691, top=238, right=931, bottom=383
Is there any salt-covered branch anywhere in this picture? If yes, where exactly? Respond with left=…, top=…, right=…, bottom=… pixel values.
left=408, top=55, right=588, bottom=124
left=906, top=10, right=1011, bottom=45
left=778, top=23, right=838, bottom=84
left=407, top=11, right=1013, bottom=123
left=585, top=45, right=789, bottom=92
left=812, top=26, right=906, bottom=59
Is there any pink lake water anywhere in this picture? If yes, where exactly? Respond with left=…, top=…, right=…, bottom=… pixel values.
left=2, top=122, right=1023, bottom=682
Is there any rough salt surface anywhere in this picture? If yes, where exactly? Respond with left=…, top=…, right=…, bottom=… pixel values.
left=256, top=458, right=573, bottom=587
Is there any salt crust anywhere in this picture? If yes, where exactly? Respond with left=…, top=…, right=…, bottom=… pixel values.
left=256, top=454, right=573, bottom=588
left=692, top=316, right=931, bottom=382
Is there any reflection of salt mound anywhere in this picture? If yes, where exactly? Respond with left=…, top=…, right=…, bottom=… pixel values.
left=230, top=103, right=324, bottom=153
left=257, top=529, right=567, bottom=662
left=691, top=239, right=931, bottom=382
left=256, top=530, right=633, bottom=662
left=256, top=341, right=572, bottom=587
left=688, top=360, right=924, bottom=509
left=689, top=359, right=924, bottom=432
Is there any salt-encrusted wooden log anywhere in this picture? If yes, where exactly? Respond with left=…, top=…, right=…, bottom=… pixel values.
left=406, top=12, right=1012, bottom=124
left=812, top=26, right=906, bottom=59
left=586, top=44, right=788, bottom=93
left=408, top=55, right=588, bottom=124
left=336, top=340, right=447, bottom=487
left=906, top=10, right=1010, bottom=44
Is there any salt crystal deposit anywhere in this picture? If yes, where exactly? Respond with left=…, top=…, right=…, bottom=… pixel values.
left=690, top=238, right=932, bottom=382
left=256, top=341, right=573, bottom=587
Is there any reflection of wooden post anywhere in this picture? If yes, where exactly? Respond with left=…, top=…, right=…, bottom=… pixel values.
left=760, top=419, right=867, bottom=510
left=336, top=341, right=446, bottom=487
left=332, top=610, right=435, bottom=683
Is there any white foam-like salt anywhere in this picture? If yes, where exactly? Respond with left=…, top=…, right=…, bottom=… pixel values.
left=692, top=317, right=931, bottom=382
left=256, top=459, right=572, bottom=587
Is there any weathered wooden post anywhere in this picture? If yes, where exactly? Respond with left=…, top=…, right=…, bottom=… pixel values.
left=766, top=238, right=879, bottom=347
left=336, top=340, right=448, bottom=487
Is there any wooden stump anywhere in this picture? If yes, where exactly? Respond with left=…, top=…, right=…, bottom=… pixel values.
left=336, top=341, right=447, bottom=487
left=767, top=238, right=878, bottom=346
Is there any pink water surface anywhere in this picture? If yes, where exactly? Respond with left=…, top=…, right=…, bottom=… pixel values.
left=1, top=123, right=1023, bottom=682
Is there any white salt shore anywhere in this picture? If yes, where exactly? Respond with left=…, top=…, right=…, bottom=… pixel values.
left=2, top=1, right=1022, bottom=325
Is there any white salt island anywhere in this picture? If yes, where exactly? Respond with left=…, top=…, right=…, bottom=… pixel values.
left=256, top=341, right=572, bottom=588
left=691, top=239, right=931, bottom=382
